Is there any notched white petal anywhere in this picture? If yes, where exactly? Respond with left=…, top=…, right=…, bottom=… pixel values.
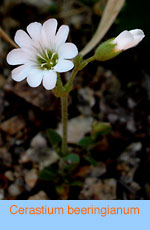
left=7, top=48, right=29, bottom=65
left=55, top=25, right=69, bottom=47
left=41, top=19, right=58, bottom=49
left=27, top=70, right=43, bottom=87
left=43, top=18, right=57, bottom=37
left=11, top=65, right=29, bottom=82
left=27, top=22, right=42, bottom=41
left=15, top=29, right=32, bottom=48
left=58, top=43, right=78, bottom=59
left=43, top=70, right=57, bottom=90
left=54, top=60, right=74, bottom=73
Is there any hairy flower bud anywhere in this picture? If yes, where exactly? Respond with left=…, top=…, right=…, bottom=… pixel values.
left=94, top=39, right=121, bottom=61
left=94, top=29, right=145, bottom=62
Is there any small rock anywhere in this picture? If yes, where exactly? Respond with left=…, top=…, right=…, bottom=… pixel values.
left=0, top=115, right=26, bottom=135
left=4, top=171, right=15, bottom=181
left=0, top=147, right=12, bottom=166
left=57, top=116, right=93, bottom=144
left=79, top=178, right=117, bottom=200
left=31, top=133, right=47, bottom=149
left=128, top=98, right=136, bottom=109
left=4, top=79, right=59, bottom=111
left=126, top=118, right=137, bottom=133
left=107, top=113, right=118, bottom=124
left=28, top=191, right=48, bottom=200
left=90, top=162, right=106, bottom=177
left=117, top=142, right=142, bottom=183
left=8, top=183, right=23, bottom=197
left=39, top=150, right=59, bottom=170
left=130, top=181, right=141, bottom=192
left=0, top=189, right=4, bottom=200
left=128, top=142, right=142, bottom=152
left=14, top=165, right=25, bottom=178
left=77, top=87, right=95, bottom=116
left=75, top=166, right=91, bottom=178
left=19, top=148, right=34, bottom=163
left=25, top=169, right=38, bottom=188
left=20, top=147, right=59, bottom=170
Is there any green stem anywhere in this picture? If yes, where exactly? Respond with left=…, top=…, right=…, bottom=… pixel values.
left=55, top=55, right=95, bottom=155
left=64, top=68, right=78, bottom=94
left=84, top=56, right=95, bottom=63
left=61, top=95, right=68, bottom=155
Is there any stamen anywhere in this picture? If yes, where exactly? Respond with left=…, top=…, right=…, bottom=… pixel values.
left=37, top=49, right=58, bottom=70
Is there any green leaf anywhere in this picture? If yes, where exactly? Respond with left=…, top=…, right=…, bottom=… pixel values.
left=63, top=154, right=80, bottom=165
left=78, top=136, right=94, bottom=149
left=92, top=122, right=112, bottom=136
left=84, top=156, right=97, bottom=167
left=47, top=129, right=62, bottom=147
left=38, top=166, right=58, bottom=182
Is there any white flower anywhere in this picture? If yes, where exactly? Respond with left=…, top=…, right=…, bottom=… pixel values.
left=112, top=29, right=145, bottom=51
left=7, top=18, right=78, bottom=90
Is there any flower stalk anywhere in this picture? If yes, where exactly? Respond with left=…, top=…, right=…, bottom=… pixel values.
left=61, top=95, right=68, bottom=155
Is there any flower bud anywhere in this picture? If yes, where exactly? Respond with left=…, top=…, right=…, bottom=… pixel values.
left=94, top=38, right=121, bottom=61
left=112, top=29, right=145, bottom=51
left=94, top=29, right=145, bottom=62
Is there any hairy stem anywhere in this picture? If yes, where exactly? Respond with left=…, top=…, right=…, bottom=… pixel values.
left=61, top=96, right=68, bottom=155
left=64, top=68, right=78, bottom=94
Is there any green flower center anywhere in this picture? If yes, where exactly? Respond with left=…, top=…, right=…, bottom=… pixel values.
left=37, top=50, right=58, bottom=70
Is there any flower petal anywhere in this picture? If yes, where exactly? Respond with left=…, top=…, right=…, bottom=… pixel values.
left=54, top=60, right=74, bottom=73
left=55, top=25, right=69, bottom=48
left=15, top=29, right=32, bottom=48
left=129, top=29, right=145, bottom=46
left=43, top=70, right=57, bottom=90
left=113, top=31, right=134, bottom=50
left=58, top=43, right=78, bottom=59
left=41, top=19, right=58, bottom=49
left=27, top=22, right=42, bottom=41
left=129, top=29, right=144, bottom=37
left=11, top=65, right=30, bottom=82
left=41, top=27, right=49, bottom=49
left=27, top=69, right=43, bottom=87
left=43, top=18, right=57, bottom=38
left=7, top=48, right=29, bottom=65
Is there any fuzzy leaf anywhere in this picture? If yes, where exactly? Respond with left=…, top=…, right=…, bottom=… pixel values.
left=78, top=136, right=94, bottom=149
left=63, top=154, right=80, bottom=164
left=84, top=156, right=97, bottom=167
left=92, top=122, right=112, bottom=136
left=39, top=166, right=58, bottom=182
left=47, top=129, right=62, bottom=147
